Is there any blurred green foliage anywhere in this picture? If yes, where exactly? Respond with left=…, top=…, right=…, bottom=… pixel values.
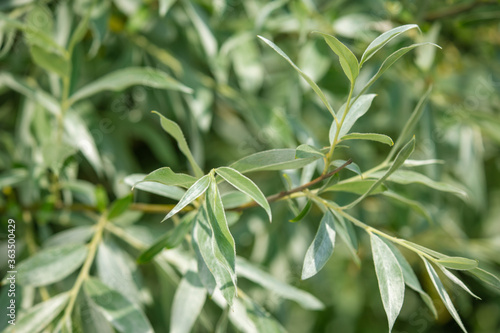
left=1, top=0, right=500, bottom=332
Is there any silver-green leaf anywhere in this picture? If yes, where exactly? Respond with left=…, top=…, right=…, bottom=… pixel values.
left=170, top=270, right=207, bottom=333
left=360, top=24, right=419, bottom=66
left=216, top=166, right=271, bottom=222
left=422, top=257, right=467, bottom=333
left=371, top=234, right=405, bottom=332
left=17, top=243, right=87, bottom=287
left=301, top=211, right=336, bottom=280
left=258, top=35, right=336, bottom=118
left=314, top=31, right=359, bottom=83
left=68, top=67, right=192, bottom=105
left=162, top=174, right=210, bottom=221
left=84, top=278, right=154, bottom=333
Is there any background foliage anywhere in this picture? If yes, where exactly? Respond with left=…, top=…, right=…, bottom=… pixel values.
left=1, top=0, right=500, bottom=332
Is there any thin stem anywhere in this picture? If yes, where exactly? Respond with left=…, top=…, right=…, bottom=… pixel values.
left=60, top=211, right=108, bottom=325
left=324, top=81, right=355, bottom=174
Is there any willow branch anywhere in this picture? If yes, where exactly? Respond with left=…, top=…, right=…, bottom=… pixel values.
left=231, top=158, right=353, bottom=211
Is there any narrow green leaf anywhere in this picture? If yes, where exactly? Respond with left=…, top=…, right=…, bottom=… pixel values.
left=289, top=199, right=312, bottom=223
left=301, top=211, right=336, bottom=280
left=17, top=243, right=87, bottom=287
left=84, top=277, right=154, bottom=333
left=193, top=205, right=236, bottom=305
left=360, top=24, right=419, bottom=66
left=96, top=236, right=142, bottom=305
left=371, top=169, right=468, bottom=200
left=436, top=257, right=478, bottom=270
left=152, top=111, right=204, bottom=178
left=468, top=268, right=500, bottom=292
left=321, top=179, right=387, bottom=195
left=371, top=233, right=405, bottom=332
left=258, top=35, right=336, bottom=118
left=69, top=67, right=192, bottom=105
left=206, top=177, right=237, bottom=286
left=162, top=174, right=210, bottom=221
left=439, top=266, right=481, bottom=299
left=137, top=212, right=196, bottom=263
left=381, top=239, right=437, bottom=318
left=295, top=144, right=324, bottom=159
left=313, top=32, right=359, bottom=83
left=108, top=194, right=133, bottom=220
left=343, top=137, right=415, bottom=209
left=138, top=167, right=198, bottom=189
left=125, top=174, right=186, bottom=200
left=341, top=132, right=394, bottom=146
left=43, top=226, right=95, bottom=248
left=330, top=94, right=377, bottom=143
left=221, top=191, right=252, bottom=209
left=230, top=148, right=321, bottom=174
left=359, top=44, right=439, bottom=99
left=170, top=270, right=207, bottom=333
left=236, top=257, right=324, bottom=310
left=3, top=292, right=70, bottom=333
left=216, top=166, right=272, bottom=222
left=422, top=258, right=468, bottom=333
left=29, top=44, right=69, bottom=78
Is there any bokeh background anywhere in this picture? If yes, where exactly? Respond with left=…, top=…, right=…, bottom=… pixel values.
left=1, top=0, right=500, bottom=332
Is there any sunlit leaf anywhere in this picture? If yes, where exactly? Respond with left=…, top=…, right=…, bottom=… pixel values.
left=84, top=278, right=154, bottom=333
left=439, top=266, right=481, bottom=299
left=258, top=35, right=336, bottom=118
left=17, top=243, right=87, bottom=287
left=138, top=167, right=198, bottom=189
left=152, top=111, right=204, bottom=178
left=125, top=174, right=186, bottom=200
left=170, top=270, right=207, bottom=333
left=302, top=211, right=336, bottom=280
left=193, top=204, right=236, bottom=305
left=360, top=24, right=419, bottom=65
left=206, top=176, right=237, bottom=286
left=69, top=67, right=192, bottom=105
left=313, top=32, right=359, bottom=83
left=422, top=258, right=467, bottom=333
left=435, top=257, right=478, bottom=270
left=371, top=233, right=405, bottom=332
left=359, top=44, right=439, bottom=98
left=230, top=149, right=321, bottom=174
left=162, top=174, right=210, bottom=221
left=330, top=94, right=377, bottom=143
left=321, top=179, right=387, bottom=195
left=216, top=166, right=271, bottom=221
left=3, top=293, right=69, bottom=333
left=340, top=132, right=394, bottom=146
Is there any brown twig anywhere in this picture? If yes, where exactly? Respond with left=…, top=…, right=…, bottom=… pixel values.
left=231, top=158, right=353, bottom=211
left=7, top=159, right=352, bottom=216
